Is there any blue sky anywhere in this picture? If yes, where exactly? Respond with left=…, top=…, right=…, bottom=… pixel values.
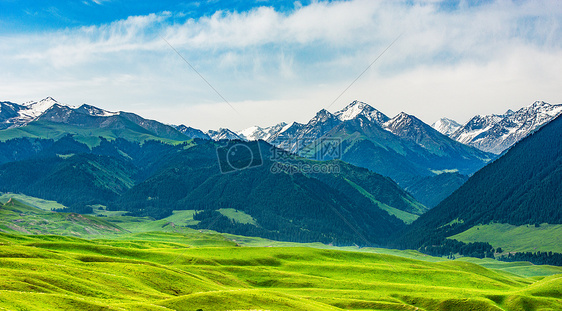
left=0, top=1, right=305, bottom=32
left=1, top=0, right=561, bottom=131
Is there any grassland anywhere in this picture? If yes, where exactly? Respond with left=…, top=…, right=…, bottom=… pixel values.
left=449, top=223, right=562, bottom=253
left=1, top=198, right=561, bottom=310
left=0, top=229, right=561, bottom=310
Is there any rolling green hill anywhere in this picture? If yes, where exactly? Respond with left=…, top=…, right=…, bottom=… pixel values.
left=0, top=231, right=560, bottom=310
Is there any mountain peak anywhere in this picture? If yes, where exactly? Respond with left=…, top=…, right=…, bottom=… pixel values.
left=450, top=100, right=562, bottom=154
left=432, top=117, right=462, bottom=136
left=207, top=128, right=245, bottom=141
left=310, top=109, right=336, bottom=123
left=384, top=112, right=427, bottom=135
left=334, top=100, right=389, bottom=124
left=76, top=104, right=119, bottom=117
left=530, top=100, right=548, bottom=107
left=237, top=122, right=288, bottom=141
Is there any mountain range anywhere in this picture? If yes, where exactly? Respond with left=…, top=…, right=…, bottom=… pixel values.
left=433, top=101, right=562, bottom=154
left=0, top=97, right=192, bottom=146
left=1, top=96, right=561, bottom=260
left=227, top=101, right=495, bottom=207
left=0, top=97, right=556, bottom=211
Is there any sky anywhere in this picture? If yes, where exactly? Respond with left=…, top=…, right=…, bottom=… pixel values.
left=1, top=0, right=561, bottom=131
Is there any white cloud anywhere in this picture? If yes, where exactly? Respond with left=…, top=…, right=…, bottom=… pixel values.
left=1, top=0, right=561, bottom=130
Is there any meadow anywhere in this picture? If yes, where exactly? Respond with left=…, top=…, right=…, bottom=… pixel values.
left=0, top=230, right=561, bottom=310
left=1, top=198, right=561, bottom=310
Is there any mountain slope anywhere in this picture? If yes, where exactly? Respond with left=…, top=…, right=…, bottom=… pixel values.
left=404, top=172, right=469, bottom=208
left=449, top=101, right=562, bottom=154
left=112, top=140, right=424, bottom=245
left=0, top=151, right=137, bottom=212
left=0, top=136, right=424, bottom=245
left=396, top=114, right=562, bottom=251
left=175, top=124, right=210, bottom=139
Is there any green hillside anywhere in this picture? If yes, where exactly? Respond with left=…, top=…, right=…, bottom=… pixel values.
left=0, top=199, right=126, bottom=236
left=0, top=152, right=137, bottom=212
left=0, top=231, right=560, bottom=310
left=111, top=140, right=421, bottom=245
left=450, top=223, right=562, bottom=253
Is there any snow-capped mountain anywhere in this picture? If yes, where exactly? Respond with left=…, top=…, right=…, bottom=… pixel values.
left=334, top=100, right=389, bottom=125
left=0, top=97, right=192, bottom=142
left=207, top=128, right=245, bottom=141
left=175, top=125, right=211, bottom=140
left=432, top=118, right=462, bottom=136
left=256, top=100, right=492, bottom=180
left=0, top=97, right=70, bottom=129
left=449, top=101, right=562, bottom=154
left=236, top=122, right=288, bottom=141
left=236, top=100, right=390, bottom=148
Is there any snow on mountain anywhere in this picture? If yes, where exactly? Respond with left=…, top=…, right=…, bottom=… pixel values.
left=449, top=101, right=562, bottom=154
left=5, top=97, right=71, bottom=127
left=334, top=100, right=389, bottom=125
left=0, top=97, right=129, bottom=129
left=207, top=128, right=245, bottom=141
left=175, top=125, right=210, bottom=140
left=75, top=104, right=119, bottom=117
left=432, top=118, right=462, bottom=136
left=237, top=122, right=288, bottom=141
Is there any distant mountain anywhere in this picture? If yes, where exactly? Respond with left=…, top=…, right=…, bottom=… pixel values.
left=334, top=100, right=389, bottom=124
left=239, top=101, right=494, bottom=206
left=448, top=101, right=562, bottom=154
left=207, top=128, right=245, bottom=141
left=432, top=118, right=462, bottom=136
left=0, top=97, right=192, bottom=146
left=175, top=124, right=210, bottom=140
left=0, top=97, right=62, bottom=129
left=237, top=122, right=288, bottom=141
left=396, top=113, right=562, bottom=252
